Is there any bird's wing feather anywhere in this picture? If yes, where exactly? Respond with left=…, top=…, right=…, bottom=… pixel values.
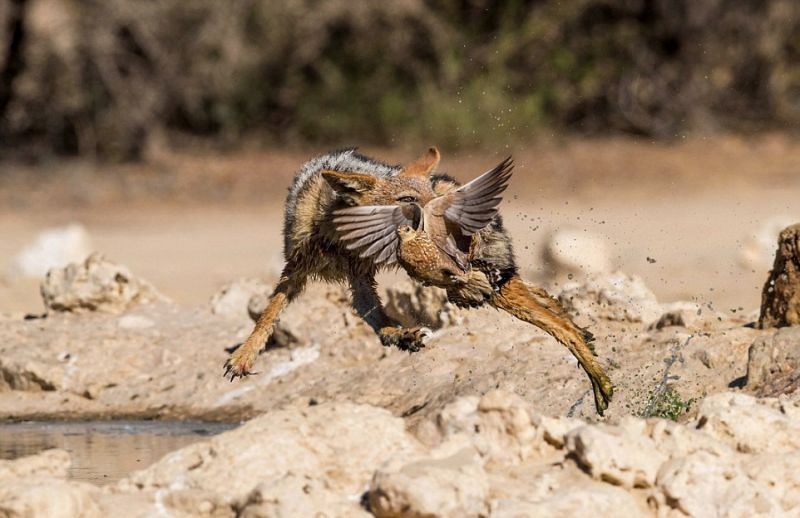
left=442, top=157, right=514, bottom=235
left=333, top=205, right=416, bottom=264
left=441, top=233, right=470, bottom=271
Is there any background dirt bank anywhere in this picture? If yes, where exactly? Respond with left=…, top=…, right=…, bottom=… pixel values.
left=3, top=136, right=799, bottom=314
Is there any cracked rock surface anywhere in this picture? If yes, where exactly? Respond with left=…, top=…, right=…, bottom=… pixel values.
left=4, top=390, right=800, bottom=517
left=2, top=259, right=800, bottom=516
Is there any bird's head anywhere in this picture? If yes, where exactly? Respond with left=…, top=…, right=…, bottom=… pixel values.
left=397, top=225, right=417, bottom=242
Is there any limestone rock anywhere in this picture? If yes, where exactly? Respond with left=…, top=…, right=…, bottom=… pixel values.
left=0, top=479, right=102, bottom=518
left=0, top=450, right=102, bottom=518
left=543, top=228, right=613, bottom=280
left=209, top=278, right=270, bottom=320
left=742, top=452, right=800, bottom=512
left=369, top=443, right=489, bottom=518
left=41, top=253, right=167, bottom=314
left=0, top=449, right=71, bottom=480
left=113, top=403, right=422, bottom=515
left=695, top=392, right=800, bottom=453
left=746, top=326, right=800, bottom=390
left=242, top=283, right=354, bottom=348
left=435, top=390, right=541, bottom=466
left=10, top=224, right=91, bottom=278
left=739, top=216, right=798, bottom=270
left=557, top=272, right=662, bottom=323
left=656, top=451, right=790, bottom=518
left=239, top=473, right=371, bottom=518
left=565, top=419, right=667, bottom=488
left=649, top=301, right=726, bottom=331
left=758, top=223, right=800, bottom=328
left=533, top=414, right=585, bottom=448
left=491, top=484, right=644, bottom=518
left=384, top=279, right=460, bottom=329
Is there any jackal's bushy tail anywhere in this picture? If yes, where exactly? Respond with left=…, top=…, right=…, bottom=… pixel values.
left=489, top=275, right=613, bottom=415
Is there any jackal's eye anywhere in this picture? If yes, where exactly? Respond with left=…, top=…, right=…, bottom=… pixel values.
left=397, top=195, right=417, bottom=203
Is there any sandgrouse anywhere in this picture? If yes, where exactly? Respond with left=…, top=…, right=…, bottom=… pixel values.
left=333, top=158, right=513, bottom=307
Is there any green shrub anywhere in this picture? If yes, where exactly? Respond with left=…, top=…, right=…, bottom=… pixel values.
left=639, top=387, right=697, bottom=421
left=2, top=0, right=798, bottom=159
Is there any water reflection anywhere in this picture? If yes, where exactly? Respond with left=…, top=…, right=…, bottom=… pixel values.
left=0, top=421, right=236, bottom=485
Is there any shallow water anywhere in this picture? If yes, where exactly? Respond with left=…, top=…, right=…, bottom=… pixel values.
left=0, top=420, right=236, bottom=485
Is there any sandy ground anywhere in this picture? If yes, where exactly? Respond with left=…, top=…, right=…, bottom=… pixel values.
left=2, top=135, right=799, bottom=315
left=1, top=185, right=797, bottom=315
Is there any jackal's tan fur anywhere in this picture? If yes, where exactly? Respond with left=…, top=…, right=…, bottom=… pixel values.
left=224, top=147, right=613, bottom=415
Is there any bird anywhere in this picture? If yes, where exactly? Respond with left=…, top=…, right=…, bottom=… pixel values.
left=332, top=157, right=514, bottom=299
left=395, top=223, right=498, bottom=307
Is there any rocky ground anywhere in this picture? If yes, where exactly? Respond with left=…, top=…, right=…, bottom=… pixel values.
left=1, top=139, right=799, bottom=516
left=1, top=249, right=799, bottom=516
left=3, top=390, right=800, bottom=517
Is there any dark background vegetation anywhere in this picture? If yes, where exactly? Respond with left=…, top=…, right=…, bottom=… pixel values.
left=0, top=0, right=798, bottom=160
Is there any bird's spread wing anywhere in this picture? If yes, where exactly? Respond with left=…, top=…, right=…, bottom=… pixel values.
left=443, top=234, right=470, bottom=271
left=333, top=205, right=419, bottom=264
left=439, top=157, right=514, bottom=236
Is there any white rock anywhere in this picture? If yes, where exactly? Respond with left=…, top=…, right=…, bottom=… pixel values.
left=565, top=420, right=668, bottom=488
left=0, top=478, right=102, bottom=518
left=10, top=223, right=92, bottom=278
left=113, top=403, right=422, bottom=515
left=746, top=326, right=800, bottom=390
left=209, top=278, right=270, bottom=320
left=544, top=228, right=613, bottom=278
left=117, top=315, right=155, bottom=329
left=240, top=473, right=371, bottom=518
left=656, top=451, right=782, bottom=518
left=742, top=452, right=800, bottom=512
left=558, top=272, right=662, bottom=323
left=695, top=392, right=800, bottom=453
left=0, top=449, right=71, bottom=480
left=739, top=215, right=799, bottom=270
left=436, top=390, right=541, bottom=466
left=533, top=415, right=586, bottom=448
left=0, top=450, right=102, bottom=518
left=491, top=484, right=645, bottom=518
left=370, top=445, right=489, bottom=518
left=651, top=301, right=703, bottom=329
left=41, top=253, right=167, bottom=314
left=384, top=279, right=461, bottom=329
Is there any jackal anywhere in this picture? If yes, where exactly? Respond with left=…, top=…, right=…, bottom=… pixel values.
left=224, top=147, right=613, bottom=414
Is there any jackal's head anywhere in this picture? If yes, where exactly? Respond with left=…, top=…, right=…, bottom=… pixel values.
left=322, top=147, right=442, bottom=208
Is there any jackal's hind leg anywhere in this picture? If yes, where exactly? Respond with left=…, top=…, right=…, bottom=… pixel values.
left=349, top=274, right=431, bottom=352
left=224, top=264, right=306, bottom=380
left=489, top=275, right=613, bottom=415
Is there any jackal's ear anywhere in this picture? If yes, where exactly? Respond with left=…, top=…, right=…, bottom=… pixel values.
left=400, top=146, right=440, bottom=177
left=321, top=170, right=377, bottom=195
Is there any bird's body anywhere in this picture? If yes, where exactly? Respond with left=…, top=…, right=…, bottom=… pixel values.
left=335, top=157, right=515, bottom=309
left=397, top=226, right=465, bottom=286
left=397, top=224, right=496, bottom=307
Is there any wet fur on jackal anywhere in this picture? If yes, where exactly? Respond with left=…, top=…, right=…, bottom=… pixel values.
left=224, top=147, right=613, bottom=415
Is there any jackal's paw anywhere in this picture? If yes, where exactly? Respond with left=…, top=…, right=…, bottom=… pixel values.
left=223, top=341, right=260, bottom=381
left=379, top=326, right=432, bottom=353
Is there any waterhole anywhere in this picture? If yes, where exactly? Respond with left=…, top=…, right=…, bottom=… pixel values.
left=0, top=420, right=237, bottom=485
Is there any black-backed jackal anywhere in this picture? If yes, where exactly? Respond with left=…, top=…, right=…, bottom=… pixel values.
left=224, top=147, right=613, bottom=414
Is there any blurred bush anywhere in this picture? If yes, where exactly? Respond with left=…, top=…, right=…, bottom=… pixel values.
left=0, top=0, right=798, bottom=159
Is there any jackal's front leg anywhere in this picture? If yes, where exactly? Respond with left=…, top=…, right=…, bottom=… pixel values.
left=224, top=268, right=305, bottom=381
left=489, top=275, right=613, bottom=415
left=350, top=275, right=431, bottom=352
